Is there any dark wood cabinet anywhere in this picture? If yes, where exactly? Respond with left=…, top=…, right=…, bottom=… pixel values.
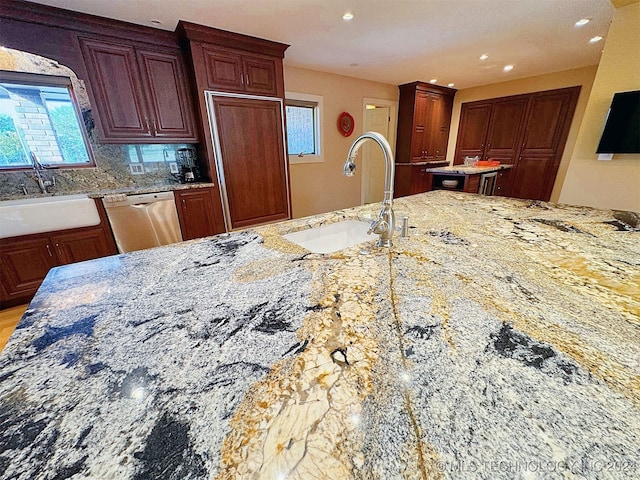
left=178, top=21, right=289, bottom=231
left=136, top=49, right=197, bottom=140
left=1, top=237, right=57, bottom=306
left=175, top=188, right=221, bottom=240
left=494, top=169, right=512, bottom=197
left=210, top=96, right=290, bottom=229
left=395, top=163, right=449, bottom=197
left=453, top=86, right=580, bottom=201
left=201, top=46, right=279, bottom=97
left=396, top=82, right=456, bottom=163
left=50, top=227, right=114, bottom=265
left=79, top=37, right=197, bottom=143
left=1, top=227, right=116, bottom=308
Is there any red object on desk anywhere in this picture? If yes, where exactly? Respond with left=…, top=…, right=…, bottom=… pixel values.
left=477, top=160, right=500, bottom=166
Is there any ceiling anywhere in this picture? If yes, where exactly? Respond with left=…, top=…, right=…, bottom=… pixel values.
left=24, top=0, right=616, bottom=90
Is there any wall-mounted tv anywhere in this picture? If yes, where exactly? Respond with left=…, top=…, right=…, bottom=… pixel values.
left=596, top=90, right=640, bottom=154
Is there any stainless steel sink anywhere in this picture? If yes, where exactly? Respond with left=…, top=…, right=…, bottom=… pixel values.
left=283, top=220, right=373, bottom=253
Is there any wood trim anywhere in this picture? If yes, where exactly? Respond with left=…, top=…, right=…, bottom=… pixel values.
left=399, top=81, right=457, bottom=97
left=0, top=0, right=180, bottom=49
left=177, top=21, right=289, bottom=58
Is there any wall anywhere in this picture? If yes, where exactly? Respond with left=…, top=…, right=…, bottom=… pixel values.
left=284, top=66, right=398, bottom=218
left=559, top=2, right=640, bottom=212
left=446, top=65, right=598, bottom=202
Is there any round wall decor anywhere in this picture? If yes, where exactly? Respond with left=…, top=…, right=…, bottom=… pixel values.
left=338, top=111, right=355, bottom=137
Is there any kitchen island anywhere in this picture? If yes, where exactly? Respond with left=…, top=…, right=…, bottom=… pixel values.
left=0, top=191, right=638, bottom=479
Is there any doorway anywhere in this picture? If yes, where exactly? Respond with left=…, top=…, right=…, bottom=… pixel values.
left=361, top=98, right=397, bottom=205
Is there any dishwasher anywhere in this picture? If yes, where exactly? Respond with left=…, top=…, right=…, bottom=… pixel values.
left=102, top=192, right=183, bottom=253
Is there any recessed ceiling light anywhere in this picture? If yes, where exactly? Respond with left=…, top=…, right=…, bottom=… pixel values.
left=589, top=35, right=603, bottom=43
left=479, top=54, right=489, bottom=61
left=343, top=12, right=354, bottom=21
left=575, top=18, right=591, bottom=27
left=448, top=83, right=455, bottom=87
left=503, top=65, right=514, bottom=72
left=429, top=78, right=437, bottom=84
left=149, top=19, right=162, bottom=25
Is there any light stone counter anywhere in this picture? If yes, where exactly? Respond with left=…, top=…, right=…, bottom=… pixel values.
left=0, top=191, right=638, bottom=479
left=425, top=164, right=514, bottom=175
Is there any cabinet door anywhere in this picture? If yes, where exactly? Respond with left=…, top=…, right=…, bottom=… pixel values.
left=212, top=96, right=290, bottom=229
left=454, top=103, right=492, bottom=164
left=136, top=49, right=198, bottom=141
left=79, top=38, right=151, bottom=141
left=410, top=92, right=431, bottom=161
left=428, top=93, right=453, bottom=161
left=484, top=97, right=528, bottom=163
left=203, top=47, right=245, bottom=92
left=410, top=166, right=433, bottom=195
left=243, top=56, right=278, bottom=96
left=0, top=237, right=57, bottom=305
left=510, top=88, right=579, bottom=201
left=50, top=227, right=116, bottom=265
left=175, top=188, right=223, bottom=240
left=494, top=169, right=512, bottom=197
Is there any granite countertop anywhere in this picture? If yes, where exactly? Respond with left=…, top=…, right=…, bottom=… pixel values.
left=86, top=182, right=216, bottom=199
left=396, top=161, right=450, bottom=167
left=1, top=191, right=638, bottom=479
left=426, top=164, right=514, bottom=175
left=0, top=182, right=216, bottom=202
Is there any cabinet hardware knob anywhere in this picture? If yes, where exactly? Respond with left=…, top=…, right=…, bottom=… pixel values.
left=240, top=74, right=244, bottom=85
left=46, top=244, right=53, bottom=257
left=150, top=119, right=157, bottom=136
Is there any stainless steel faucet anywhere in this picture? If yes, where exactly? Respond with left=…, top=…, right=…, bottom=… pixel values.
left=30, top=152, right=55, bottom=194
left=343, top=131, right=396, bottom=247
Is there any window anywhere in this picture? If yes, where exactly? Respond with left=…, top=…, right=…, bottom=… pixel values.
left=0, top=71, right=94, bottom=170
left=285, top=92, right=323, bottom=164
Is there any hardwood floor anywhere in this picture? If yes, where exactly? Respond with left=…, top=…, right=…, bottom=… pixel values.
left=0, top=304, right=27, bottom=352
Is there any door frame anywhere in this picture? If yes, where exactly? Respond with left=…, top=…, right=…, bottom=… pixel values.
left=361, top=97, right=398, bottom=205
left=204, top=90, right=291, bottom=231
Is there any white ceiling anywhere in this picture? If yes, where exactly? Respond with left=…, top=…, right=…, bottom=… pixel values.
left=24, top=0, right=616, bottom=89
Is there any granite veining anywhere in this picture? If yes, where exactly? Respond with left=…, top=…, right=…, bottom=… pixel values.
left=1, top=191, right=638, bottom=479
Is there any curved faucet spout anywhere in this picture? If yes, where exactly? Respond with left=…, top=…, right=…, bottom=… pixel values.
left=342, top=131, right=396, bottom=247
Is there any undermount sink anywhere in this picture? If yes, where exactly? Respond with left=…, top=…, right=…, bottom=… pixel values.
left=283, top=220, right=374, bottom=254
left=0, top=194, right=101, bottom=239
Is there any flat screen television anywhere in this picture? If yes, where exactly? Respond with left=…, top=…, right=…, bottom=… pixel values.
left=596, top=90, right=640, bottom=154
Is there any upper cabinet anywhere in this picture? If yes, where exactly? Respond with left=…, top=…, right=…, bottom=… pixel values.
left=202, top=46, right=279, bottom=96
left=79, top=37, right=198, bottom=143
left=396, top=82, right=456, bottom=163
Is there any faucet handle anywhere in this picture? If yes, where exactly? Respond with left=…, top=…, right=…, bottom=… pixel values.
left=368, top=218, right=389, bottom=235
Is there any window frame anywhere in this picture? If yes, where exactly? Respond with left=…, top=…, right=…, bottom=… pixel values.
left=0, top=70, right=95, bottom=171
left=285, top=91, right=323, bottom=165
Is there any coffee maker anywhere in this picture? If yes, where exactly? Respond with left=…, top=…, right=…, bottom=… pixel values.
left=176, top=148, right=200, bottom=183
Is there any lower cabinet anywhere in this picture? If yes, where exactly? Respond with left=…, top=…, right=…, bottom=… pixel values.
left=174, top=187, right=222, bottom=240
left=494, top=169, right=512, bottom=197
left=0, top=226, right=117, bottom=308
left=395, top=163, right=449, bottom=198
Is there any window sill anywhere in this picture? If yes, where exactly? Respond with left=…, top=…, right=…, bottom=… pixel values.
left=289, top=154, right=323, bottom=165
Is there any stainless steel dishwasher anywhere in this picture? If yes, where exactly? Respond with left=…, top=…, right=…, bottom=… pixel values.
left=102, top=192, right=183, bottom=253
